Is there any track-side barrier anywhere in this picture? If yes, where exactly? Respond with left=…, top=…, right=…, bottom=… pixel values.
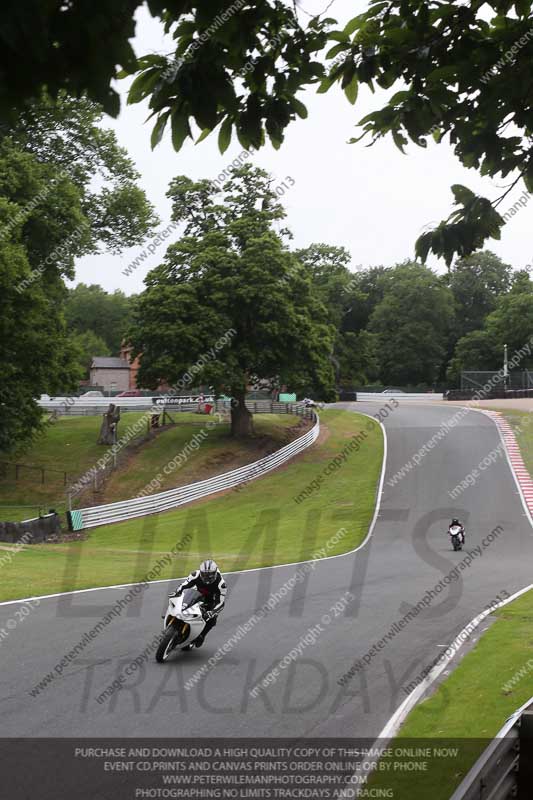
left=356, top=392, right=444, bottom=402
left=450, top=697, right=533, bottom=799
left=67, top=405, right=318, bottom=531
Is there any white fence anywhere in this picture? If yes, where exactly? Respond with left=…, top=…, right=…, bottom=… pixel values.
left=356, top=392, right=444, bottom=402
left=68, top=406, right=319, bottom=531
left=39, top=396, right=302, bottom=416
left=38, top=395, right=208, bottom=414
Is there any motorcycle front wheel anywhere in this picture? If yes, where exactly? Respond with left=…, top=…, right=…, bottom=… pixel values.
left=155, top=622, right=190, bottom=663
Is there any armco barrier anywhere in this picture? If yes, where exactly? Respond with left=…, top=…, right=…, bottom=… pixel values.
left=356, top=392, right=444, bottom=402
left=450, top=697, right=533, bottom=799
left=67, top=406, right=319, bottom=531
left=447, top=388, right=533, bottom=401
left=38, top=396, right=294, bottom=416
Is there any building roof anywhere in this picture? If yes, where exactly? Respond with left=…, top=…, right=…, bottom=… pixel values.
left=91, top=357, right=130, bottom=370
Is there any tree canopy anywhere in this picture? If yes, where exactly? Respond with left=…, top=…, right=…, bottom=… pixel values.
left=3, top=92, right=159, bottom=252
left=369, top=262, right=455, bottom=386
left=65, top=283, right=136, bottom=353
left=445, top=251, right=512, bottom=341
left=0, top=140, right=85, bottom=455
left=0, top=95, right=157, bottom=455
left=130, top=165, right=336, bottom=435
left=3, top=1, right=532, bottom=262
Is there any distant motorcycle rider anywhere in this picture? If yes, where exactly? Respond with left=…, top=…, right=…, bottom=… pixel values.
left=449, top=518, right=465, bottom=545
left=174, top=559, right=226, bottom=648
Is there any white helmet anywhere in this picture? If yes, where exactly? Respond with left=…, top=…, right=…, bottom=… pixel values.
left=199, top=559, right=218, bottom=584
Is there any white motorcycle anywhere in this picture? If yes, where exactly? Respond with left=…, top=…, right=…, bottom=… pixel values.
left=448, top=524, right=464, bottom=552
left=155, top=587, right=209, bottom=663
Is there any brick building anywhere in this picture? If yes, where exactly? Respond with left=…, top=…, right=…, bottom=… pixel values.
left=89, top=357, right=131, bottom=392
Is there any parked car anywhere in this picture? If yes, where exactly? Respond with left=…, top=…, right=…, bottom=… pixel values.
left=116, top=390, right=143, bottom=397
left=80, top=390, right=104, bottom=397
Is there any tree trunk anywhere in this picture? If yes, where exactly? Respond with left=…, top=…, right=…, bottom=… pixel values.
left=230, top=388, right=253, bottom=438
left=97, top=404, right=120, bottom=445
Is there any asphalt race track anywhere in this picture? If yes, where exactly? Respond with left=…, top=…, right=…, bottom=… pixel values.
left=2, top=401, right=532, bottom=738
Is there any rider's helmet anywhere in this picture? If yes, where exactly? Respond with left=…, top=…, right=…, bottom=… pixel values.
left=451, top=518, right=460, bottom=526
left=199, top=559, right=218, bottom=584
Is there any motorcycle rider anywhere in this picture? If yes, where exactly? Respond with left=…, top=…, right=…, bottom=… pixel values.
left=173, top=559, right=226, bottom=648
left=449, top=518, right=465, bottom=545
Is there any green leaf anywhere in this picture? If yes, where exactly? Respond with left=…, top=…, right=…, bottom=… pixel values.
left=451, top=184, right=476, bottom=206
left=392, top=130, right=407, bottom=153
left=196, top=128, right=211, bottom=144
left=366, top=1, right=389, bottom=17
left=218, top=117, right=233, bottom=153
left=515, top=0, right=531, bottom=16
left=328, top=31, right=350, bottom=43
left=150, top=110, right=170, bottom=149
left=427, top=66, right=459, bottom=84
left=415, top=231, right=433, bottom=262
left=317, top=76, right=335, bottom=94
left=389, top=90, right=411, bottom=105
left=343, top=14, right=365, bottom=37
left=127, top=69, right=161, bottom=105
left=291, top=98, right=308, bottom=119
left=326, top=42, right=350, bottom=59
left=175, top=20, right=197, bottom=36
left=171, top=112, right=191, bottom=152
left=344, top=76, right=359, bottom=105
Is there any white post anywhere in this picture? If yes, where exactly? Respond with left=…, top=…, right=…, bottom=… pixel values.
left=504, top=343, right=508, bottom=389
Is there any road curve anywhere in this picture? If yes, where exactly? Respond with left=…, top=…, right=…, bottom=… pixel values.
left=2, top=401, right=532, bottom=738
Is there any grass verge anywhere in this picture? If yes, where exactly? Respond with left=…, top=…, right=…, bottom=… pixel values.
left=0, top=412, right=298, bottom=520
left=0, top=409, right=382, bottom=601
left=0, top=412, right=152, bottom=520
left=368, top=587, right=533, bottom=799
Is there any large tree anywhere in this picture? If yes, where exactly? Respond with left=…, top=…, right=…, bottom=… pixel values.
left=447, top=274, right=533, bottom=383
left=446, top=330, right=501, bottom=385
left=3, top=1, right=531, bottom=261
left=0, top=94, right=157, bottom=454
left=296, top=244, right=381, bottom=385
left=3, top=92, right=159, bottom=252
left=0, top=140, right=89, bottom=455
left=130, top=165, right=336, bottom=436
left=485, top=275, right=533, bottom=360
left=369, top=262, right=454, bottom=386
left=445, top=251, right=512, bottom=342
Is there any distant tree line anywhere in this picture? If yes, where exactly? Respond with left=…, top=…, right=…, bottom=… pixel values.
left=299, top=247, right=524, bottom=390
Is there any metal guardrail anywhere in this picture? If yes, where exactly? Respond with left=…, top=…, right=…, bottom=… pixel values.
left=356, top=392, right=444, bottom=402
left=38, top=396, right=302, bottom=415
left=450, top=698, right=533, bottom=799
left=67, top=405, right=318, bottom=531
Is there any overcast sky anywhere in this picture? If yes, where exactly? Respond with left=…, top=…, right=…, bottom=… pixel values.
left=72, top=0, right=533, bottom=297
